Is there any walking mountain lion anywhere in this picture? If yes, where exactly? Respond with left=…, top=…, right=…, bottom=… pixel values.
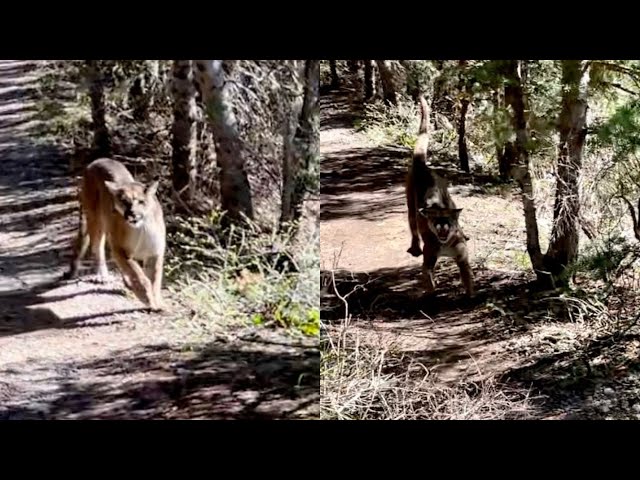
left=64, top=158, right=166, bottom=311
left=405, top=96, right=474, bottom=296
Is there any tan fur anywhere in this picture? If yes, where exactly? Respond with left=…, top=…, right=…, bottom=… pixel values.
left=64, top=158, right=166, bottom=311
left=405, top=97, right=474, bottom=296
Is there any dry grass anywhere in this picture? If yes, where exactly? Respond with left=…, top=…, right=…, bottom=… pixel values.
left=320, top=317, right=539, bottom=420
left=320, top=260, right=540, bottom=420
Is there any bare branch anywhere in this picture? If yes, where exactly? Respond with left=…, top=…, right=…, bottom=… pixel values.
left=579, top=213, right=596, bottom=240
left=593, top=61, right=640, bottom=79
left=602, top=81, right=640, bottom=97
left=593, top=61, right=640, bottom=90
left=619, top=194, right=640, bottom=241
left=398, top=60, right=414, bottom=71
left=637, top=196, right=640, bottom=241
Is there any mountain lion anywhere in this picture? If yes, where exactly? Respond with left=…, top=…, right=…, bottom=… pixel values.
left=64, top=158, right=166, bottom=311
left=405, top=96, right=474, bottom=296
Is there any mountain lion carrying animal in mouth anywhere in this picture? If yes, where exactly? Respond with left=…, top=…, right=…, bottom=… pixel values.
left=405, top=96, right=474, bottom=297
left=63, top=158, right=166, bottom=311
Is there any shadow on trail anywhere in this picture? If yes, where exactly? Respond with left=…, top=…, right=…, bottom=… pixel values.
left=321, top=264, right=539, bottom=324
left=320, top=87, right=363, bottom=130
left=0, top=87, right=39, bottom=106
left=0, top=191, right=76, bottom=216
left=320, top=263, right=571, bottom=377
left=0, top=280, right=144, bottom=337
left=322, top=145, right=410, bottom=195
left=0, top=281, right=64, bottom=335
left=0, top=339, right=320, bottom=420
left=0, top=241, right=71, bottom=278
left=1, top=204, right=77, bottom=233
left=0, top=60, right=106, bottom=337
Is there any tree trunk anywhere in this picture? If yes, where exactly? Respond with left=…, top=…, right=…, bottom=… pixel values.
left=499, top=142, right=516, bottom=180
left=621, top=196, right=640, bottom=241
left=375, top=60, right=397, bottom=105
left=129, top=60, right=159, bottom=122
left=170, top=60, right=198, bottom=202
left=329, top=60, right=340, bottom=89
left=193, top=60, right=253, bottom=224
left=85, top=60, right=110, bottom=157
left=457, top=60, right=470, bottom=173
left=492, top=90, right=502, bottom=162
left=400, top=60, right=421, bottom=102
left=281, top=60, right=319, bottom=231
left=458, top=98, right=470, bottom=172
left=492, top=88, right=513, bottom=180
left=501, top=60, right=545, bottom=279
left=281, top=75, right=303, bottom=230
left=544, top=60, right=590, bottom=283
left=364, top=60, right=374, bottom=101
left=431, top=60, right=455, bottom=130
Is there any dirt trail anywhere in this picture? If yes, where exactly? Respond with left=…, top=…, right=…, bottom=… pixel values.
left=320, top=88, right=557, bottom=386
left=0, top=60, right=318, bottom=419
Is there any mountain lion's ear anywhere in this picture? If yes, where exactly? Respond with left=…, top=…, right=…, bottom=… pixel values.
left=104, top=181, right=119, bottom=196
left=145, top=180, right=159, bottom=198
left=419, top=207, right=438, bottom=218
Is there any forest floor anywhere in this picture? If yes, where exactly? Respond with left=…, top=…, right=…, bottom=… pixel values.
left=0, top=60, right=318, bottom=420
left=320, top=86, right=640, bottom=420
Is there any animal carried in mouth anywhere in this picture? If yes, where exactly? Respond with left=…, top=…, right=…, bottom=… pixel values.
left=405, top=96, right=474, bottom=296
left=64, top=158, right=167, bottom=311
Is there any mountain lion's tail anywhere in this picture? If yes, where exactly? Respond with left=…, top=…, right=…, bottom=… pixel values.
left=414, top=96, right=430, bottom=160
left=418, top=95, right=429, bottom=135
